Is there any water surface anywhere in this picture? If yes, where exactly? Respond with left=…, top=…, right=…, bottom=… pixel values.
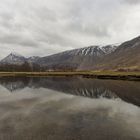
left=0, top=77, right=139, bottom=140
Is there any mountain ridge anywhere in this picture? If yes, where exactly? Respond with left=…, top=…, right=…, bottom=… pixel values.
left=0, top=36, right=140, bottom=71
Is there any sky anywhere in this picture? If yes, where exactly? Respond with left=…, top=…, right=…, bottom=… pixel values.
left=0, top=0, right=140, bottom=59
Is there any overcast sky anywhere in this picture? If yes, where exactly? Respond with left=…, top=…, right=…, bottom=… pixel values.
left=0, top=0, right=140, bottom=58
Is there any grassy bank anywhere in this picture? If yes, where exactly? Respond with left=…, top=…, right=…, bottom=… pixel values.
left=0, top=71, right=140, bottom=81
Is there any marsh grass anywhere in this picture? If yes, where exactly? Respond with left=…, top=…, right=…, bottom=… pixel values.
left=0, top=71, right=139, bottom=81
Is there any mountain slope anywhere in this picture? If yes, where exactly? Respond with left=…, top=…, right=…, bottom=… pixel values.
left=0, top=52, right=26, bottom=65
left=36, top=36, right=140, bottom=71
left=37, top=45, right=118, bottom=70
left=27, top=56, right=40, bottom=63
left=93, top=36, right=140, bottom=71
left=0, top=35, right=140, bottom=71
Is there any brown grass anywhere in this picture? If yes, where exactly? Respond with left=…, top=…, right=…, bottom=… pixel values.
left=0, top=71, right=139, bottom=81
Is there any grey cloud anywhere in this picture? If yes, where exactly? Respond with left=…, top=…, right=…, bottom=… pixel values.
left=36, top=29, right=79, bottom=47
left=0, top=0, right=140, bottom=58
left=123, top=0, right=140, bottom=4
left=0, top=34, right=38, bottom=47
left=66, top=20, right=110, bottom=37
left=35, top=7, right=58, bottom=22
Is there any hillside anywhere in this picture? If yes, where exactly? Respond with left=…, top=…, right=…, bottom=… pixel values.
left=0, top=36, right=140, bottom=72
left=92, top=36, right=140, bottom=71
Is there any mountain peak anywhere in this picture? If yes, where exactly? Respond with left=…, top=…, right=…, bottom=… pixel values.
left=1, top=52, right=26, bottom=65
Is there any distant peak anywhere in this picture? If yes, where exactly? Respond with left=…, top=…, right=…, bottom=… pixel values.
left=0, top=52, right=26, bottom=65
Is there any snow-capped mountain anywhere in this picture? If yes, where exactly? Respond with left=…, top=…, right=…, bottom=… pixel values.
left=2, top=44, right=117, bottom=70
left=0, top=35, right=140, bottom=71
left=0, top=53, right=41, bottom=65
left=57, top=45, right=118, bottom=56
left=94, top=36, right=140, bottom=71
left=0, top=52, right=27, bottom=65
left=61, top=46, right=105, bottom=56
left=36, top=44, right=119, bottom=70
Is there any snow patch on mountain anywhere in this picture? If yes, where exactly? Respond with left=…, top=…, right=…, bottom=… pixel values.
left=101, top=45, right=118, bottom=54
left=60, top=44, right=119, bottom=57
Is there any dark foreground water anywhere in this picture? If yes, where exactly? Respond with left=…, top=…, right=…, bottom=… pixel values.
left=0, top=77, right=139, bottom=140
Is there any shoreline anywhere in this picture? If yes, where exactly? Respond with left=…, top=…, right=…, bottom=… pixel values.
left=0, top=71, right=139, bottom=81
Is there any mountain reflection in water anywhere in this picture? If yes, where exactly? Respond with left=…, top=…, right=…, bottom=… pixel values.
left=0, top=77, right=140, bottom=107
left=0, top=77, right=139, bottom=140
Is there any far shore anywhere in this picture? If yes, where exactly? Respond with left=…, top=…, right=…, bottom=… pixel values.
left=0, top=71, right=140, bottom=81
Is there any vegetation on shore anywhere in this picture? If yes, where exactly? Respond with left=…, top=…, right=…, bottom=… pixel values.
left=0, top=71, right=139, bottom=81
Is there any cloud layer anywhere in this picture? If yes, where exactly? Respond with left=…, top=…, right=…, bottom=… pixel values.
left=0, top=0, right=140, bottom=58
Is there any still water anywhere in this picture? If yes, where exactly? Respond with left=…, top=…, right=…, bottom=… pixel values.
left=0, top=77, right=139, bottom=140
